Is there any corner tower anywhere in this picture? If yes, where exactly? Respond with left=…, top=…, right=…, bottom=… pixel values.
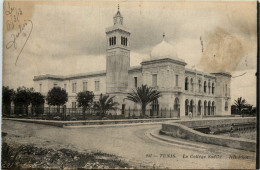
left=105, top=5, right=130, bottom=94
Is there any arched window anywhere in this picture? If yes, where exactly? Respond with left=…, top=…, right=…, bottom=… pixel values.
left=185, top=99, right=189, bottom=116
left=190, top=100, right=194, bottom=114
left=212, top=101, right=215, bottom=115
left=212, top=83, right=215, bottom=94
left=208, top=101, right=211, bottom=115
left=198, top=80, right=201, bottom=92
left=208, top=81, right=211, bottom=94
left=185, top=77, right=189, bottom=91
left=114, top=36, right=116, bottom=45
left=174, top=98, right=180, bottom=117
left=204, top=81, right=207, bottom=93
left=204, top=100, right=207, bottom=116
left=198, top=100, right=202, bottom=115
left=225, top=101, right=228, bottom=111
left=191, top=78, right=194, bottom=92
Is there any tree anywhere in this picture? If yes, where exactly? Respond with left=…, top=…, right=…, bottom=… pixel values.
left=13, top=87, right=34, bottom=115
left=2, top=86, right=15, bottom=115
left=46, top=87, right=68, bottom=113
left=234, top=97, right=247, bottom=117
left=93, top=93, right=119, bottom=117
left=76, top=91, right=94, bottom=119
left=31, top=92, right=45, bottom=115
left=126, top=84, right=161, bottom=117
left=242, top=104, right=255, bottom=116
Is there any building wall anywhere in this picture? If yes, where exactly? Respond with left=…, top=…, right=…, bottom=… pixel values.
left=33, top=66, right=231, bottom=117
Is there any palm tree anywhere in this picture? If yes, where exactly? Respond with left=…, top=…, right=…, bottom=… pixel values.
left=234, top=97, right=246, bottom=116
left=93, top=93, right=119, bottom=117
left=126, top=85, right=161, bottom=117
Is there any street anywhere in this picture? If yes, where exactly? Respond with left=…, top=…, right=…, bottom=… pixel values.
left=2, top=120, right=256, bottom=169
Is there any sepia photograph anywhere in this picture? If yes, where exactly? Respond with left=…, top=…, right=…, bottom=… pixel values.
left=2, top=0, right=258, bottom=169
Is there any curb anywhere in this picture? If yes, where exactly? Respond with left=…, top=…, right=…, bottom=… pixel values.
left=148, top=128, right=208, bottom=150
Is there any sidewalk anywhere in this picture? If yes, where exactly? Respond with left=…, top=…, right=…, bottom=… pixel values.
left=2, top=117, right=180, bottom=128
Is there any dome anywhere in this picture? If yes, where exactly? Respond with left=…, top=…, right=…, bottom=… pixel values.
left=150, top=39, right=178, bottom=59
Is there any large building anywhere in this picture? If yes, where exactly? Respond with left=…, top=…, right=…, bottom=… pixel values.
left=34, top=7, right=231, bottom=117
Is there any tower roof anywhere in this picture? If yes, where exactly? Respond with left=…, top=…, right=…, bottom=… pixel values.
left=113, top=4, right=123, bottom=25
left=147, top=34, right=185, bottom=64
left=150, top=35, right=177, bottom=59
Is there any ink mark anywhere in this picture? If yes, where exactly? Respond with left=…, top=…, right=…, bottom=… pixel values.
left=4, top=2, right=33, bottom=65
left=232, top=72, right=247, bottom=78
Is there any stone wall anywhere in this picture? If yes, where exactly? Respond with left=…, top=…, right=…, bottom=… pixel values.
left=161, top=118, right=256, bottom=151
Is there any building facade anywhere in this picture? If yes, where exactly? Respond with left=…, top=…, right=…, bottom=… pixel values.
left=34, top=7, right=231, bottom=117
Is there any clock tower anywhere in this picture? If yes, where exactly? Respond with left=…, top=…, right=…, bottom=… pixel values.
left=105, top=5, right=130, bottom=94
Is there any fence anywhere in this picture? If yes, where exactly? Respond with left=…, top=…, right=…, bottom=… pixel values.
left=2, top=106, right=180, bottom=121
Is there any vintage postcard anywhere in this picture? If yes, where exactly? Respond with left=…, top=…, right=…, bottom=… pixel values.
left=2, top=0, right=258, bottom=169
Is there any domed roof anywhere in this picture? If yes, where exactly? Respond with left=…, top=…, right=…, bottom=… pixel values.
left=150, top=39, right=178, bottom=59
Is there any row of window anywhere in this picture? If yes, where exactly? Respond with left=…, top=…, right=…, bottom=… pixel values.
left=121, top=36, right=128, bottom=46
left=109, top=36, right=116, bottom=46
left=39, top=81, right=101, bottom=93
left=109, top=36, right=128, bottom=46
left=71, top=100, right=229, bottom=113
left=185, top=99, right=216, bottom=116
left=185, top=77, right=215, bottom=94
left=151, top=98, right=228, bottom=116
left=71, top=81, right=100, bottom=93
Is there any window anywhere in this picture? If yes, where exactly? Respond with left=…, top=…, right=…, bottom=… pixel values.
left=95, top=81, right=100, bottom=91
left=109, top=36, right=116, bottom=46
left=64, top=84, right=67, bottom=91
left=152, top=74, right=157, bottom=87
left=175, top=75, right=179, bottom=87
left=151, top=99, right=159, bottom=116
left=198, top=80, right=201, bottom=92
left=185, top=99, right=189, bottom=116
left=39, top=84, right=42, bottom=92
left=204, top=81, right=207, bottom=93
left=134, top=77, right=137, bottom=88
left=225, top=101, right=228, bottom=111
left=212, top=83, right=215, bottom=94
left=185, top=77, right=189, bottom=90
left=83, top=82, right=88, bottom=91
left=190, top=78, right=194, bottom=92
left=72, top=102, right=76, bottom=111
left=121, top=104, right=125, bottom=115
left=72, top=83, right=77, bottom=93
left=198, top=100, right=202, bottom=115
left=121, top=36, right=128, bottom=46
left=208, top=81, right=211, bottom=94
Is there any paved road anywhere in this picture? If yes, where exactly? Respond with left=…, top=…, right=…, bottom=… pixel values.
left=2, top=120, right=256, bottom=169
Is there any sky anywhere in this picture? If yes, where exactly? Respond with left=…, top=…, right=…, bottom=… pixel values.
left=3, top=1, right=257, bottom=106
